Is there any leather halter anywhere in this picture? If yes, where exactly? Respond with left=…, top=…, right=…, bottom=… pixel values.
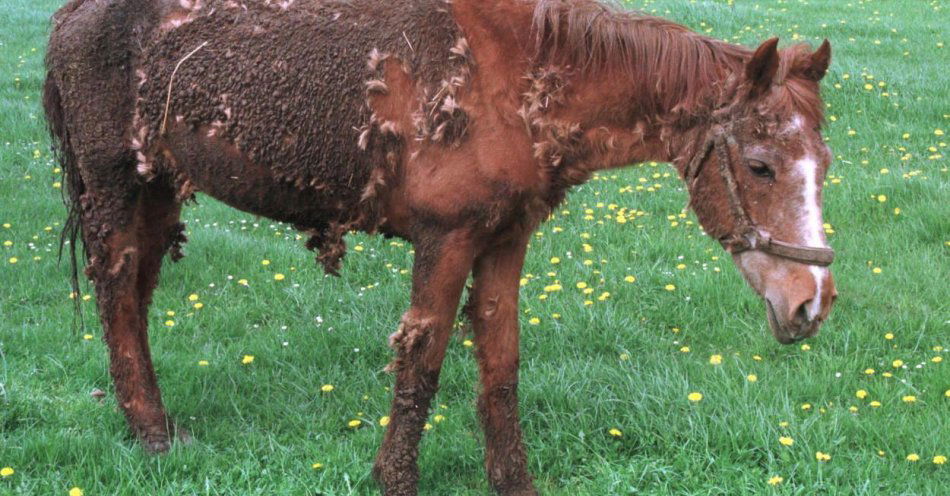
left=683, top=120, right=835, bottom=267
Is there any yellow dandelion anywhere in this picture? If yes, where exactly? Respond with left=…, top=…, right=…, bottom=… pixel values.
left=779, top=436, right=794, bottom=446
left=550, top=257, right=560, bottom=264
left=188, top=293, right=199, bottom=301
left=433, top=414, right=445, bottom=423
left=856, top=390, right=868, bottom=399
left=348, top=419, right=362, bottom=428
left=379, top=416, right=390, bottom=426
left=747, top=374, right=758, bottom=383
left=709, top=354, right=722, bottom=365
left=462, top=339, right=473, bottom=347
left=624, top=275, right=636, bottom=283
left=679, top=346, right=690, bottom=353
left=934, top=455, right=947, bottom=465
left=242, top=355, right=255, bottom=364
left=800, top=344, right=811, bottom=351
left=261, top=259, right=270, bottom=266
left=528, top=317, right=540, bottom=325
left=884, top=332, right=894, bottom=340
left=801, top=403, right=812, bottom=411
left=83, top=334, right=93, bottom=341
left=870, top=400, right=882, bottom=408
left=664, top=284, right=676, bottom=291
left=815, top=451, right=831, bottom=462
left=872, top=267, right=882, bottom=274
left=687, top=392, right=703, bottom=402
left=321, top=384, right=334, bottom=392
left=274, top=273, right=285, bottom=281
left=164, top=320, right=175, bottom=327
left=767, top=475, right=783, bottom=486
left=237, top=279, right=249, bottom=286
left=609, top=428, right=622, bottom=437
left=423, top=423, right=432, bottom=431
left=0, top=467, right=13, bottom=477
left=69, top=488, right=84, bottom=496
left=876, top=195, right=887, bottom=203
left=312, top=463, right=324, bottom=470
left=902, top=395, right=916, bottom=403
left=865, top=368, right=875, bottom=375
left=932, top=356, right=943, bottom=363
left=906, top=453, right=920, bottom=462
left=8, top=257, right=17, bottom=264
left=198, top=360, right=209, bottom=366
left=892, top=359, right=904, bottom=368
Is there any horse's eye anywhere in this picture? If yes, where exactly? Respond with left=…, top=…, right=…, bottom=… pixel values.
left=747, top=159, right=774, bottom=179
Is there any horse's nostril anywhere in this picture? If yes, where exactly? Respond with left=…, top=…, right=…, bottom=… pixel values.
left=793, top=300, right=812, bottom=326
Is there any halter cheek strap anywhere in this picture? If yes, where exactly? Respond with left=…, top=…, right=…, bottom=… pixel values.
left=684, top=123, right=835, bottom=267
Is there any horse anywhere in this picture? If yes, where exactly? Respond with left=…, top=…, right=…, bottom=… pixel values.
left=42, top=0, right=837, bottom=494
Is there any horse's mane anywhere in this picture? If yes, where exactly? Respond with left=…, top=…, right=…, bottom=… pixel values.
left=530, top=0, right=822, bottom=124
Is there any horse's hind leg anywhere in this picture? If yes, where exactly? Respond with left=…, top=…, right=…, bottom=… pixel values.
left=469, top=231, right=536, bottom=495
left=82, top=179, right=183, bottom=453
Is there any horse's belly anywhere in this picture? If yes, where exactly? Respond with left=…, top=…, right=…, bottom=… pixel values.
left=159, top=125, right=343, bottom=229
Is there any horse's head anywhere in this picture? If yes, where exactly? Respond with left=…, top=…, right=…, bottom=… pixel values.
left=685, top=38, right=836, bottom=344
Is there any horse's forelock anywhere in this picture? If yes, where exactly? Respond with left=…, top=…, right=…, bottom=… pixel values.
left=768, top=44, right=826, bottom=128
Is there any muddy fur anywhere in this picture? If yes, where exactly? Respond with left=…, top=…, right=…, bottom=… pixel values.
left=130, top=0, right=468, bottom=271
left=374, top=313, right=442, bottom=495
left=478, top=383, right=534, bottom=495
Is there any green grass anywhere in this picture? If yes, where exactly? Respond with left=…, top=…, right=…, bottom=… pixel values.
left=1, top=0, right=948, bottom=494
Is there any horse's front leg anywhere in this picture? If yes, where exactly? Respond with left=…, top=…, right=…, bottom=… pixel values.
left=469, top=231, right=537, bottom=495
left=373, top=228, right=476, bottom=496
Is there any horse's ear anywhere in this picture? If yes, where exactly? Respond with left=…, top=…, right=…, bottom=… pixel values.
left=745, top=37, right=780, bottom=95
left=803, top=39, right=832, bottom=81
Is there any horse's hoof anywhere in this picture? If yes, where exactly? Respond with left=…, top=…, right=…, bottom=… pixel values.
left=176, top=427, right=192, bottom=445
left=138, top=421, right=178, bottom=454
left=372, top=458, right=418, bottom=496
left=493, top=480, right=538, bottom=496
left=142, top=435, right=171, bottom=454
left=506, top=487, right=538, bottom=496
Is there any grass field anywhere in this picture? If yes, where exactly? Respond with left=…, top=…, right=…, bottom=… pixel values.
left=1, top=0, right=948, bottom=494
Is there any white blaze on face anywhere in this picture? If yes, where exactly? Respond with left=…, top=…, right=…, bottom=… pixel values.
left=789, top=115, right=829, bottom=320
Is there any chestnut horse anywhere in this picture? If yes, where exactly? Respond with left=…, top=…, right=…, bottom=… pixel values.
left=43, top=0, right=837, bottom=494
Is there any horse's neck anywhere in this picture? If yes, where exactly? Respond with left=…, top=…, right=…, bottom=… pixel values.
left=544, top=67, right=737, bottom=175
left=453, top=0, right=743, bottom=173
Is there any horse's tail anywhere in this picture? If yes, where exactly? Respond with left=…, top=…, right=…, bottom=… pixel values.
left=43, top=65, right=85, bottom=320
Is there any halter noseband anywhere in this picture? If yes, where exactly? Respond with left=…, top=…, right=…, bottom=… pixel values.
left=683, top=119, right=835, bottom=267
